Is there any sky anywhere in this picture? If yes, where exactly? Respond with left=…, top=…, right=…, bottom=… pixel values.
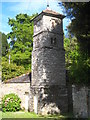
left=0, top=0, right=70, bottom=36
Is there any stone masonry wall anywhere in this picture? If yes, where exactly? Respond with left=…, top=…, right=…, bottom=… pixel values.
left=32, top=47, right=66, bottom=86
left=31, top=11, right=68, bottom=115
left=1, top=83, right=30, bottom=109
left=0, top=74, right=30, bottom=110
left=72, top=85, right=89, bottom=118
left=29, top=85, right=68, bottom=115
left=32, top=36, right=67, bottom=114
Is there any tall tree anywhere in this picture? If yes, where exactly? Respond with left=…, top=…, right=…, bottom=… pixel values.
left=0, top=32, right=9, bottom=56
left=64, top=36, right=79, bottom=69
left=64, top=36, right=90, bottom=85
left=58, top=2, right=90, bottom=85
left=7, top=13, right=37, bottom=70
left=59, top=2, right=90, bottom=55
left=7, top=13, right=36, bottom=45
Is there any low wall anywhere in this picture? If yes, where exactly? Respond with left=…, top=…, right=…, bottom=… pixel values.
left=1, top=83, right=30, bottom=109
left=72, top=85, right=90, bottom=118
left=0, top=73, right=31, bottom=110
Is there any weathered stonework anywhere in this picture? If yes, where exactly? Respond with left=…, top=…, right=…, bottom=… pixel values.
left=30, top=9, right=68, bottom=115
left=0, top=73, right=30, bottom=110
left=32, top=47, right=66, bottom=86
left=72, top=85, right=90, bottom=118
left=29, top=85, right=68, bottom=115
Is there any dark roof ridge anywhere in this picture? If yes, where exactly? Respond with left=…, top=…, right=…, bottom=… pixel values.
left=3, top=72, right=31, bottom=83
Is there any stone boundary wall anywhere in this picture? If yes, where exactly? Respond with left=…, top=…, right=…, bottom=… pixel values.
left=72, top=85, right=90, bottom=118
left=0, top=73, right=30, bottom=110
left=1, top=83, right=30, bottom=109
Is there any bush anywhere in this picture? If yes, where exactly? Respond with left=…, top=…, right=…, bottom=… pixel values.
left=2, top=93, right=21, bottom=112
left=2, top=60, right=26, bottom=81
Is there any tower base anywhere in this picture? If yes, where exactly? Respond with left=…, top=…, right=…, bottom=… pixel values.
left=29, top=85, right=68, bottom=115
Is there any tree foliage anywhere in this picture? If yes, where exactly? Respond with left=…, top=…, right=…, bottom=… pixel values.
left=64, top=36, right=79, bottom=69
left=2, top=13, right=38, bottom=81
left=10, top=41, right=32, bottom=69
left=61, top=2, right=90, bottom=56
left=64, top=36, right=90, bottom=85
left=2, top=10, right=89, bottom=85
left=0, top=32, right=9, bottom=56
left=59, top=2, right=90, bottom=85
left=7, top=13, right=37, bottom=69
left=2, top=57, right=26, bottom=81
left=7, top=14, right=35, bottom=44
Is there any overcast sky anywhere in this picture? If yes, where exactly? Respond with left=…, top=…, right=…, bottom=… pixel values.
left=0, top=0, right=70, bottom=36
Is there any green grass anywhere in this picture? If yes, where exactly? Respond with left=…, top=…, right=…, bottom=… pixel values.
left=0, top=111, right=67, bottom=119
left=0, top=109, right=83, bottom=120
left=2, top=112, right=39, bottom=118
left=1, top=111, right=90, bottom=119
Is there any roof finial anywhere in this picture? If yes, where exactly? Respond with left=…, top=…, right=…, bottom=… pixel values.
left=47, top=0, right=50, bottom=9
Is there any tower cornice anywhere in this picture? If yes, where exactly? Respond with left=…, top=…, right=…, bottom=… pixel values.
left=33, top=30, right=63, bottom=37
left=30, top=9, right=65, bottom=22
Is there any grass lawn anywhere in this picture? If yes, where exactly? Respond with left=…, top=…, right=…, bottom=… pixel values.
left=1, top=112, right=39, bottom=118
left=0, top=111, right=67, bottom=119
left=1, top=111, right=90, bottom=120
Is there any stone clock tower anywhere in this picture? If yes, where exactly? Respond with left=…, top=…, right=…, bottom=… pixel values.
left=29, top=8, right=68, bottom=115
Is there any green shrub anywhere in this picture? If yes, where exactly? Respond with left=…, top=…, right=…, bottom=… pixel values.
left=2, top=60, right=26, bottom=81
left=2, top=93, right=21, bottom=112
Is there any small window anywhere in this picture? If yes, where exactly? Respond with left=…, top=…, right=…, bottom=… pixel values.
left=51, top=38, right=53, bottom=44
left=52, top=22, right=54, bottom=28
left=54, top=38, right=56, bottom=44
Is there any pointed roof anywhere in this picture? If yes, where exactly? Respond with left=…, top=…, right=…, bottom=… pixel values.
left=31, top=9, right=65, bottom=22
left=42, top=9, right=65, bottom=18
